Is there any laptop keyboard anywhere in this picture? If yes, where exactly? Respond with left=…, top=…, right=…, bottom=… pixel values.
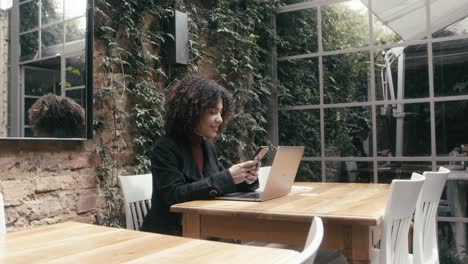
left=239, top=192, right=262, bottom=199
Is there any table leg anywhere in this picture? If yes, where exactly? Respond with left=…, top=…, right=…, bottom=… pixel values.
left=343, top=225, right=372, bottom=264
left=182, top=213, right=202, bottom=239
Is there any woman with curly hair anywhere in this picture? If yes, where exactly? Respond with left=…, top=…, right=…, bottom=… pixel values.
left=141, top=75, right=259, bottom=235
left=28, top=93, right=85, bottom=138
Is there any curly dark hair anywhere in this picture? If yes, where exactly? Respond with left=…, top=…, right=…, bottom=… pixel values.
left=164, top=75, right=235, bottom=139
left=28, top=93, right=85, bottom=138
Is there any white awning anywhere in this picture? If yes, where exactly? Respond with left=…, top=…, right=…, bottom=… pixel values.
left=360, top=0, right=468, bottom=40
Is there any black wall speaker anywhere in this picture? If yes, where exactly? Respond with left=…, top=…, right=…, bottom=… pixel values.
left=162, top=10, right=189, bottom=65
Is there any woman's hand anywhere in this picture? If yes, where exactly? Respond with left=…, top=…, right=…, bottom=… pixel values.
left=229, top=160, right=259, bottom=184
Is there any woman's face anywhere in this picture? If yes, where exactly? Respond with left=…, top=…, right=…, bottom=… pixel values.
left=195, top=100, right=223, bottom=139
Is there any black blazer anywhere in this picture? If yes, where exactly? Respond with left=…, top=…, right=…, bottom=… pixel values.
left=141, top=135, right=258, bottom=235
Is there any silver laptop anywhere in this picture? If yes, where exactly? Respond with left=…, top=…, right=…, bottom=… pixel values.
left=216, top=146, right=305, bottom=202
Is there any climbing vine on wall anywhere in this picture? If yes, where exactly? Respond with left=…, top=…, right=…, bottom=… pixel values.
left=93, top=0, right=278, bottom=226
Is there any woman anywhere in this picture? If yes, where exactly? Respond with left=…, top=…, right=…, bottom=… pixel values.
left=141, top=75, right=259, bottom=235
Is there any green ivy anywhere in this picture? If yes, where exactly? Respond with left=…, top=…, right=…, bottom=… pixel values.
left=93, top=0, right=278, bottom=226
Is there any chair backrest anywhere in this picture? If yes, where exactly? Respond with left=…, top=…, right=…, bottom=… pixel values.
left=413, top=167, right=450, bottom=264
left=380, top=173, right=425, bottom=264
left=292, top=216, right=324, bottom=264
left=0, top=193, right=6, bottom=233
left=257, top=166, right=271, bottom=192
left=118, top=174, right=153, bottom=231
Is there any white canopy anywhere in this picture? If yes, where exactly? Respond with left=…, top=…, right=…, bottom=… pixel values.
left=360, top=0, right=468, bottom=40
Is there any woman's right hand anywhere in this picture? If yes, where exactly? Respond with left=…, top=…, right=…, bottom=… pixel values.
left=229, top=160, right=259, bottom=184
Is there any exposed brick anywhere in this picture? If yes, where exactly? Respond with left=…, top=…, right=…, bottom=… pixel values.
left=77, top=174, right=97, bottom=189
left=77, top=195, right=97, bottom=213
left=25, top=198, right=64, bottom=221
left=5, top=207, right=19, bottom=225
left=1, top=180, right=34, bottom=206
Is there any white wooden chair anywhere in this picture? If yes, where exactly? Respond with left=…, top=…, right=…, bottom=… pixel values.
left=291, top=216, right=324, bottom=264
left=371, top=173, right=425, bottom=264
left=0, top=193, right=6, bottom=233
left=118, top=174, right=153, bottom=231
left=257, top=166, right=271, bottom=191
left=413, top=167, right=450, bottom=264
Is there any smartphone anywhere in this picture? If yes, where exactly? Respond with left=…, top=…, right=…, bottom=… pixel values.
left=252, top=146, right=269, bottom=161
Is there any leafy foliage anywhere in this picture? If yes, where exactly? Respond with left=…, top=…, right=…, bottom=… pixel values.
left=93, top=0, right=278, bottom=226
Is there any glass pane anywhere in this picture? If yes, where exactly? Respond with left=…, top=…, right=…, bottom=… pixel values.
left=437, top=222, right=468, bottom=262
left=65, top=17, right=86, bottom=42
left=24, top=68, right=56, bottom=96
left=323, top=52, right=370, bottom=104
left=376, top=102, right=430, bottom=157
left=278, top=110, right=320, bottom=157
left=377, top=161, right=432, bottom=183
left=20, top=0, right=39, bottom=32
left=64, top=0, right=86, bottom=19
left=324, top=106, right=371, bottom=157
left=441, top=181, right=468, bottom=219
left=65, top=54, right=86, bottom=87
left=370, top=0, right=426, bottom=41
left=325, top=161, right=372, bottom=183
left=296, top=161, right=321, bottom=182
left=65, top=88, right=85, bottom=107
left=435, top=100, right=468, bottom=155
left=375, top=44, right=429, bottom=100
left=24, top=127, right=33, bottom=137
left=373, top=13, right=402, bottom=46
left=431, top=1, right=468, bottom=38
left=321, top=0, right=369, bottom=51
left=20, top=31, right=39, bottom=61
left=24, top=97, right=39, bottom=126
left=433, top=39, right=468, bottom=97
left=41, top=0, right=63, bottom=25
left=278, top=58, right=319, bottom=107
left=41, top=23, right=64, bottom=54
left=276, top=8, right=317, bottom=57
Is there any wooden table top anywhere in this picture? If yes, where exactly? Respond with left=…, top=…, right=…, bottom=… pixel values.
left=0, top=222, right=300, bottom=264
left=172, top=182, right=390, bottom=225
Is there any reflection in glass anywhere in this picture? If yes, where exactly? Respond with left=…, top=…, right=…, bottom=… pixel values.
left=19, top=0, right=38, bottom=32
left=24, top=68, right=57, bottom=96
left=278, top=110, right=320, bottom=157
left=64, top=0, right=86, bottom=19
left=24, top=97, right=38, bottom=125
left=376, top=102, right=430, bottom=157
left=373, top=14, right=402, bottom=45
left=325, top=161, right=372, bottom=183
left=65, top=54, right=86, bottom=87
left=41, top=0, right=64, bottom=26
left=65, top=88, right=85, bottom=107
left=435, top=100, right=468, bottom=155
left=20, top=31, right=39, bottom=61
left=433, top=39, right=468, bottom=97
left=367, top=0, right=426, bottom=41
left=278, top=58, right=319, bottom=107
left=377, top=161, right=431, bottom=183
left=321, top=0, right=369, bottom=51
left=323, top=52, right=370, bottom=104
left=325, top=107, right=371, bottom=157
left=65, top=17, right=86, bottom=42
left=431, top=1, right=468, bottom=38
left=276, top=8, right=317, bottom=57
left=296, top=161, right=321, bottom=182
left=375, top=45, right=429, bottom=100
left=41, top=23, right=64, bottom=54
left=437, top=222, right=468, bottom=262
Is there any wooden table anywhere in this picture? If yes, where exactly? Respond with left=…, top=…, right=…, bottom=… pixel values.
left=0, top=222, right=299, bottom=263
left=171, top=182, right=390, bottom=264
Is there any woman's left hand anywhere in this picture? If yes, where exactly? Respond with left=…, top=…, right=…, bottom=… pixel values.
left=245, top=160, right=260, bottom=184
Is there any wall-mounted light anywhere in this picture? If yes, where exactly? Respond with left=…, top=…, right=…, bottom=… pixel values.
left=0, top=0, right=13, bottom=11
